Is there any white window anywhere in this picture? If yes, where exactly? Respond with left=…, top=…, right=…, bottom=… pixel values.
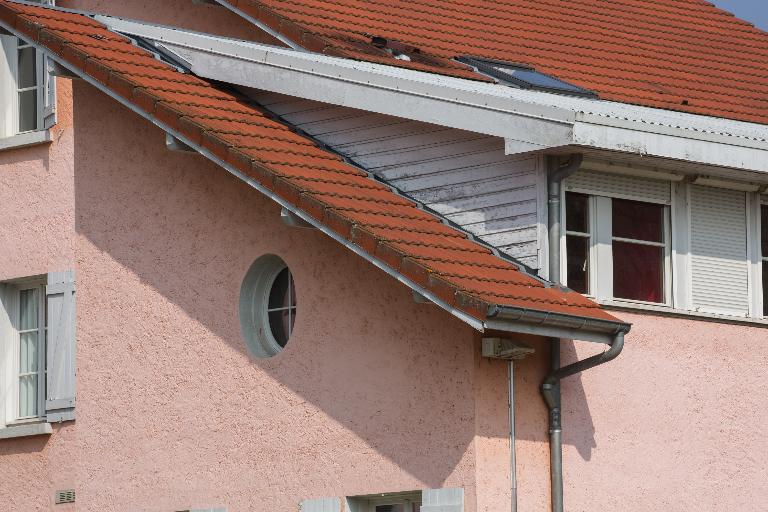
left=239, top=255, right=297, bottom=358
left=564, top=192, right=671, bottom=305
left=0, top=16, right=56, bottom=146
left=0, top=271, right=75, bottom=431
left=562, top=167, right=768, bottom=320
left=347, top=493, right=422, bottom=512
left=762, top=203, right=768, bottom=317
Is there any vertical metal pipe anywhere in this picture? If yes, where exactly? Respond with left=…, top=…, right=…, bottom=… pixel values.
left=548, top=339, right=563, bottom=512
left=509, top=360, right=517, bottom=512
left=543, top=154, right=581, bottom=512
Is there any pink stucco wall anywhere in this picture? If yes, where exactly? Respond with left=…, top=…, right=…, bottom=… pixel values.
left=0, top=79, right=76, bottom=511
left=70, top=82, right=493, bottom=511
left=2, top=2, right=768, bottom=510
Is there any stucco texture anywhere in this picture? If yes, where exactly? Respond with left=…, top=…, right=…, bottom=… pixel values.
left=70, top=82, right=504, bottom=511
left=0, top=78, right=77, bottom=511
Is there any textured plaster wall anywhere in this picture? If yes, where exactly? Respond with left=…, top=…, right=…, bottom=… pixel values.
left=509, top=314, right=768, bottom=512
left=0, top=79, right=77, bottom=510
left=71, top=82, right=490, bottom=511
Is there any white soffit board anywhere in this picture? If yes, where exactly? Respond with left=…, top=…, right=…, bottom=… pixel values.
left=92, top=15, right=768, bottom=173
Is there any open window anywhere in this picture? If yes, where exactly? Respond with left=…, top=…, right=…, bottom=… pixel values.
left=0, top=2, right=56, bottom=148
left=0, top=271, right=76, bottom=432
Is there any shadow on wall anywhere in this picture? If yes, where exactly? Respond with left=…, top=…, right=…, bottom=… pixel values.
left=70, top=82, right=598, bottom=489
left=0, top=434, right=50, bottom=456
left=561, top=341, right=597, bottom=461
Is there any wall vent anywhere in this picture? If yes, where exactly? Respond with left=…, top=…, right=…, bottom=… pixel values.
left=55, top=490, right=75, bottom=504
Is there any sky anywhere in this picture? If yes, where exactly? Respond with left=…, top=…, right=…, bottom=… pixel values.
left=711, top=0, right=768, bottom=30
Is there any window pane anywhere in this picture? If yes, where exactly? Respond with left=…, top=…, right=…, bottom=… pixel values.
left=565, top=192, right=589, bottom=233
left=375, top=506, right=405, bottom=512
left=19, top=289, right=38, bottom=331
left=268, top=310, right=291, bottom=347
left=19, top=374, right=37, bottom=417
left=613, top=241, right=664, bottom=302
left=268, top=268, right=290, bottom=309
left=19, top=332, right=38, bottom=374
left=18, top=89, right=38, bottom=132
left=566, top=234, right=589, bottom=293
left=612, top=198, right=664, bottom=242
left=761, top=205, right=768, bottom=257
left=17, top=46, right=36, bottom=89
left=763, top=261, right=768, bottom=317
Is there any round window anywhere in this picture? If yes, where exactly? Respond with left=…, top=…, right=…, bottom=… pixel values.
left=239, top=255, right=297, bottom=358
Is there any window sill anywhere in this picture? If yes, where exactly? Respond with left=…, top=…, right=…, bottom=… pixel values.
left=0, top=130, right=51, bottom=152
left=0, top=421, right=52, bottom=440
left=599, top=299, right=768, bottom=327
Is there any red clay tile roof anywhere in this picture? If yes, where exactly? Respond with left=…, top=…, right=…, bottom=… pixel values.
left=0, top=0, right=626, bottom=328
left=216, top=0, right=768, bottom=125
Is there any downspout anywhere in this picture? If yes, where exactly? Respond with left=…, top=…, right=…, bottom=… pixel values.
left=509, top=360, right=517, bottom=512
left=542, top=154, right=627, bottom=512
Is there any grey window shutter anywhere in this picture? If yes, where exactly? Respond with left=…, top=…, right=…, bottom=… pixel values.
left=46, top=270, right=76, bottom=422
left=42, top=55, right=56, bottom=129
left=299, top=498, right=340, bottom=512
left=689, top=185, right=750, bottom=315
left=421, top=488, right=464, bottom=512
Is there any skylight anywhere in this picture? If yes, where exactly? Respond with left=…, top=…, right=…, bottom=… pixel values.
left=457, top=57, right=597, bottom=98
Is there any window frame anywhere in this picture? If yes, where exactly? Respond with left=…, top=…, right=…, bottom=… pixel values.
left=0, top=35, right=46, bottom=139
left=1, top=278, right=47, bottom=427
left=347, top=492, right=422, bottom=512
left=562, top=191, right=673, bottom=307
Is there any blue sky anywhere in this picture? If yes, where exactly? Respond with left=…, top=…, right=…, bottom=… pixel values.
left=711, top=0, right=768, bottom=30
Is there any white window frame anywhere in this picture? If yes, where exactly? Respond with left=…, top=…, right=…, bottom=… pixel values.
left=560, top=168, right=768, bottom=322
left=347, top=492, right=422, bottom=512
left=0, top=36, right=45, bottom=138
left=1, top=278, right=47, bottom=428
left=562, top=191, right=673, bottom=307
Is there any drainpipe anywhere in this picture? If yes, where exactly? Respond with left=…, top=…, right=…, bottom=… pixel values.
left=509, top=360, right=517, bottom=512
left=542, top=154, right=626, bottom=512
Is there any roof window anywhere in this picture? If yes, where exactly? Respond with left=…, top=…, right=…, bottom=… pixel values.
left=457, top=56, right=597, bottom=98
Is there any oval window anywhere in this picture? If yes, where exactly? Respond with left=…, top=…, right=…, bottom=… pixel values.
left=239, top=255, right=297, bottom=357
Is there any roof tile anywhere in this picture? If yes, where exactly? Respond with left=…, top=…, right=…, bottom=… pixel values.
left=0, top=1, right=626, bottom=327
left=220, top=0, right=768, bottom=125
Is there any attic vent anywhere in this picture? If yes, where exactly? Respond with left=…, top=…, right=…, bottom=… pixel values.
left=55, top=490, right=75, bottom=504
left=457, top=56, right=597, bottom=98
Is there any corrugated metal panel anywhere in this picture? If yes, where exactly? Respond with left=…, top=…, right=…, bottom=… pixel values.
left=689, top=185, right=750, bottom=315
left=565, top=169, right=671, bottom=204
left=255, top=91, right=542, bottom=268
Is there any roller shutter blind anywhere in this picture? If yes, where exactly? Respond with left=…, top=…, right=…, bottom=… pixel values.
left=421, top=488, right=464, bottom=512
left=565, top=170, right=671, bottom=204
left=689, top=185, right=750, bottom=316
left=300, top=498, right=340, bottom=512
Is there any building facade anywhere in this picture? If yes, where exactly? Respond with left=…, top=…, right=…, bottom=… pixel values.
left=0, top=1, right=767, bottom=511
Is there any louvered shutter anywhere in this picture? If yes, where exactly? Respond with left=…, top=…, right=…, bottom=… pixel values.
left=299, top=498, right=340, bottom=512
left=46, top=270, right=76, bottom=422
left=689, top=185, right=750, bottom=316
left=565, top=170, right=671, bottom=204
left=421, top=488, right=464, bottom=512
